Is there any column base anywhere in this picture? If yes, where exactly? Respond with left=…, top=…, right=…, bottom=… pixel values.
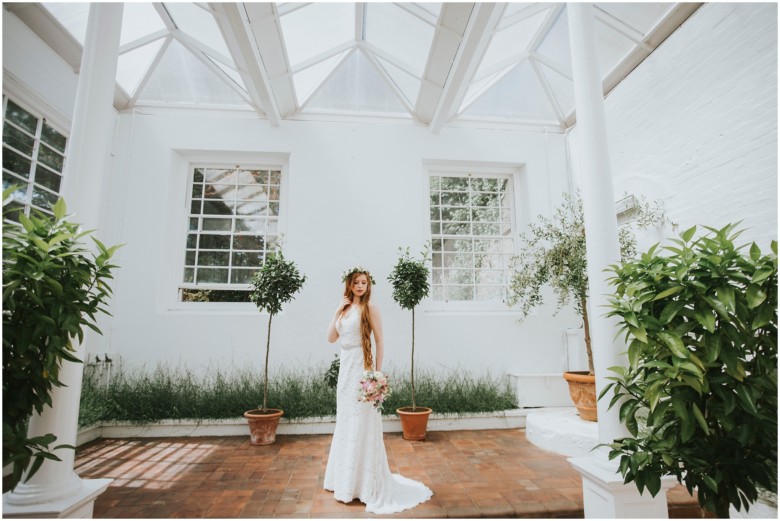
left=3, top=478, right=112, bottom=518
left=569, top=449, right=676, bottom=518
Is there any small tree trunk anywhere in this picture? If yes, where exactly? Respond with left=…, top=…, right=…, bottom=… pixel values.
left=581, top=297, right=594, bottom=376
left=712, top=487, right=731, bottom=518
left=411, top=307, right=416, bottom=410
left=263, top=314, right=272, bottom=411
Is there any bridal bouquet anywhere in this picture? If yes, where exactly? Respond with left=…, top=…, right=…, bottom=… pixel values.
left=358, top=371, right=392, bottom=412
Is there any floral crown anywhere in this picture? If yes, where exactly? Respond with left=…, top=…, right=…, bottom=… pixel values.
left=341, top=266, right=376, bottom=285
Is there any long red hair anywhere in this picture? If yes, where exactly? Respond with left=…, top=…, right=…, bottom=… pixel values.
left=344, top=272, right=374, bottom=370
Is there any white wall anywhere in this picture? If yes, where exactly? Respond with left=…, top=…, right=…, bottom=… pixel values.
left=99, top=111, right=576, bottom=377
left=570, top=2, right=778, bottom=251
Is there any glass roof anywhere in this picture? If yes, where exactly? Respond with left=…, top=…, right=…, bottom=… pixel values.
left=29, top=2, right=686, bottom=128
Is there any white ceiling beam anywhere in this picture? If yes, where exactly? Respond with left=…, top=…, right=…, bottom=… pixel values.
left=210, top=3, right=281, bottom=125
left=412, top=3, right=474, bottom=125
left=172, top=28, right=235, bottom=68
left=153, top=3, right=176, bottom=30
left=395, top=2, right=438, bottom=27
left=429, top=3, right=503, bottom=133
left=243, top=3, right=298, bottom=118
left=118, top=29, right=168, bottom=55
left=355, top=2, right=364, bottom=41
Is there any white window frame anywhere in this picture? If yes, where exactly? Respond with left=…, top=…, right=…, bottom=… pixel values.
left=1, top=93, right=70, bottom=218
left=162, top=150, right=290, bottom=313
left=422, top=160, right=523, bottom=314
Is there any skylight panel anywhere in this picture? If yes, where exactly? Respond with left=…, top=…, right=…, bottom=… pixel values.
left=374, top=55, right=421, bottom=106
left=279, top=3, right=355, bottom=70
left=476, top=8, right=551, bottom=80
left=138, top=39, right=248, bottom=107
left=364, top=3, right=435, bottom=77
left=417, top=3, right=443, bottom=18
left=116, top=38, right=165, bottom=96
left=596, top=3, right=674, bottom=36
left=461, top=67, right=511, bottom=110
left=42, top=3, right=89, bottom=44
left=120, top=3, right=166, bottom=46
left=502, top=3, right=537, bottom=19
left=460, top=61, right=556, bottom=121
left=293, top=50, right=350, bottom=106
left=305, top=51, right=408, bottom=115
left=205, top=56, right=248, bottom=94
left=537, top=62, right=574, bottom=116
left=536, top=8, right=572, bottom=77
left=163, top=3, right=232, bottom=62
left=594, top=22, right=636, bottom=77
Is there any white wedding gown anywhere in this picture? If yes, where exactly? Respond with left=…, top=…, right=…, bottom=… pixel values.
left=323, top=305, right=433, bottom=514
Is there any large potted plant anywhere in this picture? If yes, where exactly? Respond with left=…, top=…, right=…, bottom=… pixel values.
left=507, top=192, right=662, bottom=421
left=601, top=224, right=777, bottom=518
left=244, top=249, right=306, bottom=445
left=3, top=193, right=120, bottom=490
left=388, top=245, right=431, bottom=440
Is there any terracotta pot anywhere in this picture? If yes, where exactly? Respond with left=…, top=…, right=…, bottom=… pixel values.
left=243, top=409, right=284, bottom=445
left=396, top=407, right=432, bottom=441
left=563, top=371, right=597, bottom=422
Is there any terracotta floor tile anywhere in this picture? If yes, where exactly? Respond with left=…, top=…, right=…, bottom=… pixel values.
left=66, top=429, right=704, bottom=519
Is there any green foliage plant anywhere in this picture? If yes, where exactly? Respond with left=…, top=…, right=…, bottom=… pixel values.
left=508, top=192, right=664, bottom=375
left=249, top=249, right=306, bottom=412
left=601, top=224, right=777, bottom=518
left=2, top=191, right=120, bottom=490
left=387, top=244, right=430, bottom=410
left=79, top=362, right=517, bottom=424
left=324, top=354, right=340, bottom=390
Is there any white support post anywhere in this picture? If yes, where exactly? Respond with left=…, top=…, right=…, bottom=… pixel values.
left=565, top=3, right=675, bottom=518
left=3, top=3, right=122, bottom=517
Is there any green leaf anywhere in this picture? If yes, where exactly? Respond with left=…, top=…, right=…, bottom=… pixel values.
left=692, top=403, right=709, bottom=434
left=702, top=475, right=719, bottom=492
left=659, top=301, right=685, bottom=325
left=18, top=212, right=35, bottom=233
left=736, top=386, right=758, bottom=415
left=628, top=340, right=641, bottom=370
left=52, top=198, right=66, bottom=219
left=751, top=267, right=774, bottom=284
left=646, top=473, right=662, bottom=497
left=745, top=284, right=767, bottom=309
left=748, top=242, right=761, bottom=261
left=681, top=225, right=697, bottom=242
left=658, top=331, right=689, bottom=358
left=653, top=286, right=684, bottom=301
left=693, top=309, right=716, bottom=333
left=751, top=304, right=774, bottom=330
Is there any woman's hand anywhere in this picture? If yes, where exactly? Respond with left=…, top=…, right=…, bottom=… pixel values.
left=337, top=296, right=351, bottom=313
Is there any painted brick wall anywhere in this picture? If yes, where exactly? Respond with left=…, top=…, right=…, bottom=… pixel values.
left=571, top=3, right=777, bottom=251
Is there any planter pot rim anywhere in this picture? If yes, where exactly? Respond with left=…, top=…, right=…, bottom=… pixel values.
left=563, top=371, right=595, bottom=383
left=396, top=406, right=432, bottom=415
left=244, top=408, right=284, bottom=419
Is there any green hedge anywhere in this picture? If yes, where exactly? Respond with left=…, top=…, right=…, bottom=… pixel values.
left=79, top=363, right=517, bottom=427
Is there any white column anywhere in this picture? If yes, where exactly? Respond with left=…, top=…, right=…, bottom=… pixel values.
left=4, top=3, right=122, bottom=517
left=565, top=3, right=675, bottom=517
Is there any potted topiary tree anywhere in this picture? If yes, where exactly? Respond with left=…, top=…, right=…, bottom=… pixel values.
left=244, top=249, right=306, bottom=445
left=507, top=192, right=664, bottom=421
left=388, top=245, right=431, bottom=440
left=601, top=224, right=777, bottom=518
left=3, top=192, right=120, bottom=489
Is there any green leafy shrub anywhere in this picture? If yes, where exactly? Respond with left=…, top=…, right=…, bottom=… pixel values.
left=602, top=224, right=777, bottom=517
left=388, top=245, right=430, bottom=410
left=249, top=249, right=306, bottom=411
left=79, top=363, right=517, bottom=424
left=3, top=194, right=120, bottom=489
left=508, top=192, right=665, bottom=375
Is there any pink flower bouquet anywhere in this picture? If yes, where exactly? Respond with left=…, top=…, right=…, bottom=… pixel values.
left=358, top=370, right=392, bottom=412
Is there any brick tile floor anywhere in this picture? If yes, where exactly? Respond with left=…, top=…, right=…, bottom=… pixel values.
left=68, top=429, right=706, bottom=518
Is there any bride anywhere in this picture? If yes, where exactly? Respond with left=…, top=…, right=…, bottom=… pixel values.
left=323, top=266, right=432, bottom=514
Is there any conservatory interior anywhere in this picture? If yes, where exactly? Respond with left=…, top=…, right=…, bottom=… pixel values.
left=2, top=1, right=777, bottom=519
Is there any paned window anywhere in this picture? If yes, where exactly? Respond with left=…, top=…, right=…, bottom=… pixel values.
left=2, top=96, right=68, bottom=221
left=179, top=165, right=282, bottom=303
left=429, top=174, right=515, bottom=303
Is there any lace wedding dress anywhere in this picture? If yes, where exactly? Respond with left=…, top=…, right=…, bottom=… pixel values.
left=323, top=305, right=433, bottom=514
